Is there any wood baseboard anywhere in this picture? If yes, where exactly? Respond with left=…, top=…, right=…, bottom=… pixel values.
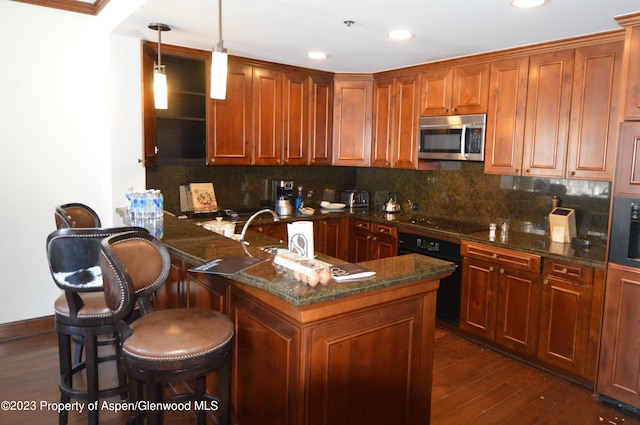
left=0, top=316, right=54, bottom=341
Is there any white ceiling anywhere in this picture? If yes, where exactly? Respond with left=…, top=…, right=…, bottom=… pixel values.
left=111, top=0, right=640, bottom=73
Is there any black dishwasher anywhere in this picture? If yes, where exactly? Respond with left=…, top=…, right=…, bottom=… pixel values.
left=397, top=232, right=461, bottom=327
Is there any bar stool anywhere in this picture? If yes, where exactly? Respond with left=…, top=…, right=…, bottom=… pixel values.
left=47, top=227, right=144, bottom=425
left=100, top=230, right=234, bottom=425
left=55, top=203, right=102, bottom=229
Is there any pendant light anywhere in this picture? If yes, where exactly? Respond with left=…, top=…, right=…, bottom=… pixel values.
left=149, top=23, right=170, bottom=109
left=210, top=0, right=228, bottom=100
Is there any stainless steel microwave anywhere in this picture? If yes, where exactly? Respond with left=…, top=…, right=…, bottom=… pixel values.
left=418, top=114, right=486, bottom=161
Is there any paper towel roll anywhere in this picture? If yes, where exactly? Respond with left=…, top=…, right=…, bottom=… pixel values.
left=288, top=221, right=314, bottom=259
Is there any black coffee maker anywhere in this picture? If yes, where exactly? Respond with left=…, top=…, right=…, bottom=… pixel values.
left=271, top=179, right=295, bottom=207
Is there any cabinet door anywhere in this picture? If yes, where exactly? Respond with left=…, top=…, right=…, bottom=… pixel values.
left=230, top=288, right=303, bottom=425
left=484, top=57, right=529, bottom=175
left=420, top=69, right=451, bottom=116
left=208, top=59, right=253, bottom=164
left=537, top=273, right=592, bottom=376
left=371, top=77, right=394, bottom=167
left=597, top=263, right=640, bottom=408
left=154, top=255, right=184, bottom=309
left=615, top=122, right=640, bottom=197
left=566, top=41, right=623, bottom=181
left=309, top=73, right=333, bottom=165
left=315, top=218, right=348, bottom=261
left=451, top=63, right=490, bottom=115
left=184, top=271, right=229, bottom=313
left=350, top=228, right=372, bottom=263
left=306, top=296, right=431, bottom=425
left=393, top=74, right=420, bottom=169
left=460, top=257, right=498, bottom=340
left=251, top=222, right=288, bottom=243
left=282, top=72, right=308, bottom=165
left=253, top=67, right=283, bottom=165
left=623, top=25, right=640, bottom=120
left=332, top=76, right=373, bottom=166
left=521, top=50, right=574, bottom=178
left=495, top=267, right=541, bottom=356
left=371, top=235, right=397, bottom=260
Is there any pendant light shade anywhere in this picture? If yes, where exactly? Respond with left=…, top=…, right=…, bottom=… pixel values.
left=149, top=23, right=170, bottom=109
left=210, top=0, right=228, bottom=100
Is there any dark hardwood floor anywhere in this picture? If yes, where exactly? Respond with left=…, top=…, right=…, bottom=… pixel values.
left=0, top=327, right=638, bottom=424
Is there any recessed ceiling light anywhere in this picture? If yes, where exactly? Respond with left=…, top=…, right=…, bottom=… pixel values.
left=307, top=51, right=327, bottom=60
left=388, top=30, right=413, bottom=40
left=511, top=0, right=546, bottom=8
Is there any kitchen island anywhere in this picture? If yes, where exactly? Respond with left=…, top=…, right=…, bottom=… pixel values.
left=152, top=214, right=455, bottom=425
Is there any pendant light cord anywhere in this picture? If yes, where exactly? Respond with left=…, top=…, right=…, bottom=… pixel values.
left=216, top=0, right=224, bottom=51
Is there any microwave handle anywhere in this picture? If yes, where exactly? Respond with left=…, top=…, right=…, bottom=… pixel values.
left=460, top=125, right=468, bottom=155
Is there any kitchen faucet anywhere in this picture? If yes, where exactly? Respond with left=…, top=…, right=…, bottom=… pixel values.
left=239, top=209, right=280, bottom=256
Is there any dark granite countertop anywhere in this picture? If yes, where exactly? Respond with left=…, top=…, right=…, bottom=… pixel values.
left=152, top=213, right=456, bottom=307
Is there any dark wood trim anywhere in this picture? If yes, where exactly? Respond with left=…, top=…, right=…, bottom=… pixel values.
left=0, top=315, right=54, bottom=341
left=11, top=0, right=110, bottom=16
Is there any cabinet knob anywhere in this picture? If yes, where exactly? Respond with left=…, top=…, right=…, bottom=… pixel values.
left=492, top=253, right=498, bottom=259
left=560, top=267, right=568, bottom=274
left=514, top=168, right=519, bottom=173
left=489, top=266, right=495, bottom=272
left=138, top=158, right=142, bottom=163
left=451, top=108, right=456, bottom=112
left=543, top=279, right=550, bottom=285
left=525, top=169, right=531, bottom=174
left=500, top=268, right=505, bottom=274
left=569, top=171, right=576, bottom=176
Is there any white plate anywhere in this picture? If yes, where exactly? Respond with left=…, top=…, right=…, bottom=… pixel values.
left=322, top=203, right=346, bottom=210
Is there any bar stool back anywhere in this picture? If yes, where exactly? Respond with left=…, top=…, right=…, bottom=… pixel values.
left=55, top=203, right=102, bottom=229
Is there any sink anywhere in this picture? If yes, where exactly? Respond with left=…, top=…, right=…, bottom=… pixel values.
left=259, top=246, right=288, bottom=255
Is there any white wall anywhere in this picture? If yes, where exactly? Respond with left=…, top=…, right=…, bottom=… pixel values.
left=0, top=1, right=145, bottom=324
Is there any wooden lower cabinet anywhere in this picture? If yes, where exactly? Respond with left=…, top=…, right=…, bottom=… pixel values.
left=349, top=218, right=398, bottom=262
left=314, top=217, right=349, bottom=261
left=229, top=279, right=437, bottom=425
left=460, top=241, right=603, bottom=384
left=597, top=263, right=640, bottom=408
left=460, top=255, right=541, bottom=356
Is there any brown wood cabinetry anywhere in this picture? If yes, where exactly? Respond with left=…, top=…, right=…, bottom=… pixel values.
left=332, top=74, right=373, bottom=166
left=537, top=260, right=595, bottom=379
left=598, top=263, right=640, bottom=408
left=141, top=42, right=210, bottom=167
left=460, top=241, right=541, bottom=356
left=350, top=218, right=398, bottom=262
left=617, top=13, right=640, bottom=120
left=249, top=221, right=288, bottom=242
left=615, top=122, right=640, bottom=196
left=208, top=57, right=333, bottom=166
left=485, top=39, right=622, bottom=181
left=314, top=217, right=349, bottom=261
left=309, top=73, right=334, bottom=165
left=230, top=276, right=437, bottom=425
left=419, top=63, right=489, bottom=116
left=371, top=74, right=420, bottom=169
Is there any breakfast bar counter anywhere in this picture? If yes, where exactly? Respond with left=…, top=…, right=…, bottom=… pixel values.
left=151, top=214, right=454, bottom=425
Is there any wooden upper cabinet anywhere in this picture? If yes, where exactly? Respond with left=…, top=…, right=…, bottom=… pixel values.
left=484, top=56, right=530, bottom=175
left=371, top=77, right=394, bottom=167
left=252, top=68, right=283, bottom=165
left=309, top=73, right=334, bottom=166
left=420, top=63, right=489, bottom=116
left=208, top=59, right=253, bottom=165
left=371, top=74, right=419, bottom=169
left=281, top=72, right=308, bottom=166
left=486, top=40, right=621, bottom=181
left=521, top=50, right=574, bottom=178
left=615, top=122, right=640, bottom=196
left=332, top=75, right=373, bottom=166
left=617, top=14, right=640, bottom=120
left=567, top=41, right=623, bottom=180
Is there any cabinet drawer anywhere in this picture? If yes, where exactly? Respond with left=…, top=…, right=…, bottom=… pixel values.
left=543, top=260, right=594, bottom=285
left=352, top=219, right=371, bottom=231
left=372, top=223, right=397, bottom=238
left=461, top=241, right=541, bottom=273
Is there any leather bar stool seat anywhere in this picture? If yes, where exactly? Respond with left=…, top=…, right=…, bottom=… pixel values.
left=100, top=230, right=234, bottom=425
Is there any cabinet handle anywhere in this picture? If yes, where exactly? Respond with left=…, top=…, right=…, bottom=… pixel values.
left=543, top=279, right=549, bottom=285
left=525, top=169, right=531, bottom=174
left=372, top=236, right=378, bottom=241
left=514, top=168, right=519, bottom=173
left=560, top=267, right=568, bottom=274
left=489, top=266, right=495, bottom=272
left=443, top=108, right=448, bottom=113
left=569, top=171, right=576, bottom=176
left=500, top=268, right=505, bottom=274
left=451, top=108, right=456, bottom=112
left=367, top=235, right=373, bottom=240
left=492, top=253, right=498, bottom=259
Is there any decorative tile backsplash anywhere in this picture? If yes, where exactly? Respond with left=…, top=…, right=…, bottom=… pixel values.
left=146, top=162, right=610, bottom=241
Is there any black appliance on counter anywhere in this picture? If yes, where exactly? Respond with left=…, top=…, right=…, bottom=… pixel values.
left=271, top=179, right=295, bottom=208
left=609, top=196, right=640, bottom=267
left=398, top=232, right=462, bottom=326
